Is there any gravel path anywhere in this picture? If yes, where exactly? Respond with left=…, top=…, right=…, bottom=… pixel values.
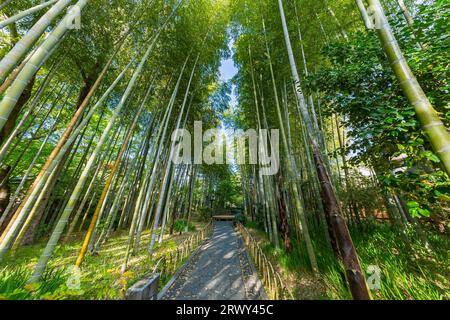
left=161, top=221, right=265, bottom=300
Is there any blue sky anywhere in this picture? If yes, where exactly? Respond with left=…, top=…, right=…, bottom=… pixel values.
left=219, top=38, right=238, bottom=81
left=219, top=58, right=238, bottom=82
left=218, top=39, right=238, bottom=110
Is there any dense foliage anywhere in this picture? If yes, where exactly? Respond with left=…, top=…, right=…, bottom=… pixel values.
left=0, top=0, right=447, bottom=300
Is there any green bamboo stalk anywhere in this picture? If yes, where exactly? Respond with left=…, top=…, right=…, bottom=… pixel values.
left=258, top=88, right=280, bottom=249
left=0, top=58, right=62, bottom=163
left=26, top=55, right=149, bottom=282
left=396, top=0, right=413, bottom=26
left=0, top=0, right=58, bottom=30
left=147, top=54, right=198, bottom=256
left=0, top=0, right=13, bottom=11
left=158, top=165, right=176, bottom=243
left=327, top=5, right=348, bottom=40
left=363, top=0, right=450, bottom=176
left=78, top=126, right=124, bottom=233
left=86, top=84, right=154, bottom=254
left=0, top=0, right=72, bottom=82
left=125, top=76, right=179, bottom=256
left=262, top=15, right=317, bottom=260
left=0, top=0, right=87, bottom=132
left=0, top=61, right=130, bottom=263
left=63, top=109, right=107, bottom=242
left=133, top=112, right=167, bottom=250
left=0, top=102, right=63, bottom=229
left=11, top=71, right=128, bottom=249
left=4, top=87, right=69, bottom=185
left=278, top=0, right=371, bottom=299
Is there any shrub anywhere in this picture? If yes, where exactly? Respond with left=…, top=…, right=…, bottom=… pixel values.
left=173, top=220, right=196, bottom=233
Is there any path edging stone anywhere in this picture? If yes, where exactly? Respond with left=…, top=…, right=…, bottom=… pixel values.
left=235, top=224, right=268, bottom=300
left=125, top=273, right=160, bottom=300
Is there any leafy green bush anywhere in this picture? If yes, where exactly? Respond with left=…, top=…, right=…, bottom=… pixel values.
left=260, top=220, right=449, bottom=300
left=244, top=220, right=262, bottom=230
left=0, top=266, right=69, bottom=300
left=313, top=2, right=450, bottom=226
left=234, top=213, right=246, bottom=224
left=198, top=207, right=212, bottom=221
left=173, top=220, right=196, bottom=233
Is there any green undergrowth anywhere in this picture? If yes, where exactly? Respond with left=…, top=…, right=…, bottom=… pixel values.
left=173, top=220, right=196, bottom=233
left=245, top=220, right=449, bottom=300
left=0, top=221, right=205, bottom=300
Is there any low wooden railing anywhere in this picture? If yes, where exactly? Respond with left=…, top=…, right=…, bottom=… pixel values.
left=236, top=223, right=294, bottom=300
left=155, top=221, right=213, bottom=279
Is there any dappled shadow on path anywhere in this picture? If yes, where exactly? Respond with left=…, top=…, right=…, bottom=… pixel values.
left=161, top=221, right=263, bottom=300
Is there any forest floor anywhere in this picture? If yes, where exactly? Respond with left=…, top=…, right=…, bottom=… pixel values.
left=0, top=220, right=207, bottom=300
left=245, top=221, right=450, bottom=300
left=1, top=218, right=448, bottom=300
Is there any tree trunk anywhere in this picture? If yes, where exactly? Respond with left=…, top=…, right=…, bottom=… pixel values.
left=0, top=166, right=11, bottom=220
left=277, top=172, right=292, bottom=253
left=312, top=144, right=370, bottom=299
left=0, top=0, right=88, bottom=132
left=0, top=0, right=59, bottom=30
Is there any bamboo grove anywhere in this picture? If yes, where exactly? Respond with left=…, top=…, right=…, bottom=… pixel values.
left=0, top=0, right=448, bottom=300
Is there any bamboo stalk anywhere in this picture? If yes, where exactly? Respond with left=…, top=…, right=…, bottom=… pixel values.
left=363, top=0, right=450, bottom=175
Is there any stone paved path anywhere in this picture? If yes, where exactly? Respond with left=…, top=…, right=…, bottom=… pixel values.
left=161, top=221, right=265, bottom=300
